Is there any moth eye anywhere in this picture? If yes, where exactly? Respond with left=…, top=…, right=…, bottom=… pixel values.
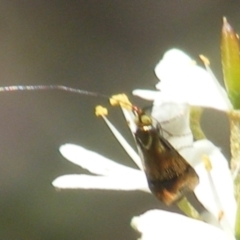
left=140, top=115, right=152, bottom=125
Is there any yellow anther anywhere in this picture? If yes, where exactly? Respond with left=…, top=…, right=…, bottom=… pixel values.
left=223, top=16, right=227, bottom=24
left=202, top=155, right=212, bottom=171
left=199, top=55, right=210, bottom=66
left=95, top=105, right=108, bottom=117
left=218, top=210, right=224, bottom=222
left=109, top=94, right=132, bottom=110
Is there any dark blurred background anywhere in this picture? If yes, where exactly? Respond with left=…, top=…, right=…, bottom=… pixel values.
left=0, top=1, right=239, bottom=239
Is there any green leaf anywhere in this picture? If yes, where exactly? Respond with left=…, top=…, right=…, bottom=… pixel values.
left=221, top=17, right=240, bottom=109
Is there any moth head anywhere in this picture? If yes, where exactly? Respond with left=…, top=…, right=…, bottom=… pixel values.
left=134, top=109, right=153, bottom=130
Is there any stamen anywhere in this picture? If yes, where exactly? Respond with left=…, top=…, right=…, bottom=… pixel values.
left=199, top=55, right=230, bottom=101
left=199, top=55, right=210, bottom=66
left=110, top=94, right=132, bottom=110
left=201, top=155, right=233, bottom=234
left=121, top=107, right=137, bottom=134
left=199, top=55, right=218, bottom=86
left=201, top=155, right=222, bottom=211
left=202, top=154, right=212, bottom=171
left=95, top=106, right=108, bottom=117
left=96, top=114, right=143, bottom=170
left=218, top=210, right=224, bottom=222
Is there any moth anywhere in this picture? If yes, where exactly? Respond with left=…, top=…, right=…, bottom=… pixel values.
left=0, top=85, right=199, bottom=205
left=132, top=107, right=199, bottom=205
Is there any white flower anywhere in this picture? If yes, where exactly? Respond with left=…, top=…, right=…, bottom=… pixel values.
left=52, top=143, right=149, bottom=192
left=131, top=210, right=234, bottom=240
left=133, top=48, right=232, bottom=111
left=52, top=49, right=236, bottom=239
left=52, top=102, right=236, bottom=239
left=132, top=49, right=236, bottom=229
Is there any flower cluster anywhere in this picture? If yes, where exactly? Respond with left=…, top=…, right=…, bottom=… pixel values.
left=52, top=18, right=240, bottom=240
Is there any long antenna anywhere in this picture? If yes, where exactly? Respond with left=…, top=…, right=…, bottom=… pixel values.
left=0, top=84, right=139, bottom=113
left=0, top=85, right=110, bottom=99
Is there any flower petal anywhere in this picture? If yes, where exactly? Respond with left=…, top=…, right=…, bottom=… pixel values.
left=202, top=60, right=232, bottom=109
left=59, top=144, right=143, bottom=176
left=132, top=90, right=160, bottom=101
left=52, top=174, right=150, bottom=191
left=151, top=103, right=193, bottom=149
left=154, top=49, right=232, bottom=111
left=131, top=210, right=234, bottom=240
left=186, top=140, right=236, bottom=229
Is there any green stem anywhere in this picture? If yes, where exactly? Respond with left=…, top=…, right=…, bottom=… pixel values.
left=228, top=110, right=240, bottom=188
left=177, top=197, right=201, bottom=220
left=190, top=106, right=206, bottom=140
left=228, top=110, right=240, bottom=239
left=236, top=198, right=240, bottom=240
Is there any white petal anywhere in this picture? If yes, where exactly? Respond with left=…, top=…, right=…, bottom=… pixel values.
left=132, top=90, right=161, bottom=101
left=102, top=115, right=143, bottom=170
left=52, top=174, right=150, bottom=192
left=59, top=144, right=142, bottom=176
left=133, top=89, right=194, bottom=147
left=131, top=210, right=234, bottom=240
left=132, top=95, right=194, bottom=152
left=151, top=103, right=193, bottom=149
left=154, top=49, right=193, bottom=84
left=189, top=140, right=236, bottom=229
left=203, top=62, right=232, bottom=109
left=154, top=49, right=231, bottom=111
